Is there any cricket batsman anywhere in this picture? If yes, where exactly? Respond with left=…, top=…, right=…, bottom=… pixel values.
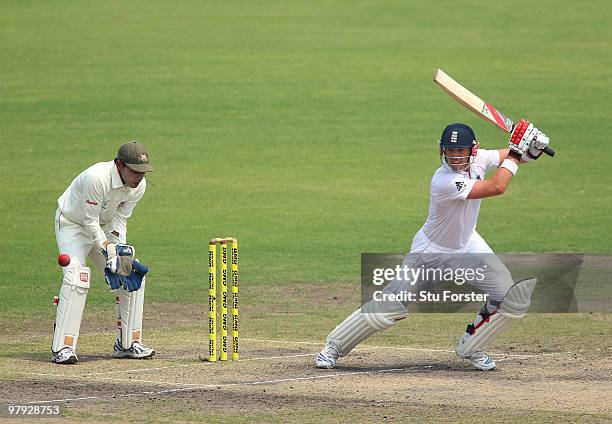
left=316, top=120, right=551, bottom=370
left=52, top=141, right=155, bottom=364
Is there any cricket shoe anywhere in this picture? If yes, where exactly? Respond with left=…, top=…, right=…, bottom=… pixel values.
left=52, top=347, right=78, bottom=364
left=315, top=343, right=340, bottom=369
left=113, top=340, right=156, bottom=359
left=457, top=350, right=496, bottom=371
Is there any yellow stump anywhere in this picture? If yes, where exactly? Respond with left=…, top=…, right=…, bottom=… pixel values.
left=220, top=240, right=228, bottom=361
left=231, top=238, right=239, bottom=360
left=208, top=240, right=217, bottom=362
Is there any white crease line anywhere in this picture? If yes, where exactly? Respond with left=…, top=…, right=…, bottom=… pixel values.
left=90, top=353, right=313, bottom=374
left=17, top=353, right=315, bottom=378
left=242, top=338, right=561, bottom=358
left=14, top=338, right=557, bottom=383
left=245, top=353, right=314, bottom=361
left=14, top=340, right=564, bottom=405
left=23, top=366, right=419, bottom=405
left=242, top=337, right=451, bottom=352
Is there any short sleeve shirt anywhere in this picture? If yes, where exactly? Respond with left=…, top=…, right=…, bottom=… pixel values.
left=420, top=149, right=500, bottom=249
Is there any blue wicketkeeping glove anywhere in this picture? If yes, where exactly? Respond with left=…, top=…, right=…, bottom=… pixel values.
left=105, top=260, right=149, bottom=292
left=122, top=260, right=149, bottom=292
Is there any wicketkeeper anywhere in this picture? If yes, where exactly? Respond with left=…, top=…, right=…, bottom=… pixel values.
left=52, top=141, right=155, bottom=364
left=316, top=120, right=550, bottom=370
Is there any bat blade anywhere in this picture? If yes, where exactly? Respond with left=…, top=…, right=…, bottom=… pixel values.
left=433, top=68, right=555, bottom=157
left=433, top=68, right=514, bottom=132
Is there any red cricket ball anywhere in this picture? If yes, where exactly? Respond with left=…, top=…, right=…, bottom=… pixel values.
left=57, top=253, right=71, bottom=267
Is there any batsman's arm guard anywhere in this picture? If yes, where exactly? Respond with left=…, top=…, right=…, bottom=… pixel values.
left=455, top=278, right=537, bottom=358
left=52, top=260, right=91, bottom=353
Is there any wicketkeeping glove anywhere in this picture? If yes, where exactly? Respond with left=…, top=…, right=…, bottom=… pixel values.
left=103, top=243, right=135, bottom=276
left=104, top=260, right=149, bottom=292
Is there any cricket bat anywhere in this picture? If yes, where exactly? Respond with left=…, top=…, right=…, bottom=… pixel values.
left=433, top=68, right=555, bottom=157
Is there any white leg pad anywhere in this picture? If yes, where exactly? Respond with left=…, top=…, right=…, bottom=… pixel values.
left=116, top=278, right=146, bottom=349
left=52, top=262, right=91, bottom=353
left=456, top=278, right=537, bottom=357
left=327, top=299, right=408, bottom=356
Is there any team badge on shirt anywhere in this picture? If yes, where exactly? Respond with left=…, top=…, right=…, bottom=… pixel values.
left=455, top=181, right=465, bottom=191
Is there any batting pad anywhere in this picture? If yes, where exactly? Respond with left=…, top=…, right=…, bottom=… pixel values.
left=327, top=299, right=408, bottom=356
left=116, top=278, right=146, bottom=349
left=52, top=261, right=91, bottom=352
left=455, top=278, right=537, bottom=357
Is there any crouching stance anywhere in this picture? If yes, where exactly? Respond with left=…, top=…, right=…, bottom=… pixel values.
left=52, top=141, right=156, bottom=364
left=317, top=121, right=550, bottom=370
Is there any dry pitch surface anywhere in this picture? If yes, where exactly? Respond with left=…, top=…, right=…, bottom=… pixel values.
left=1, top=319, right=610, bottom=423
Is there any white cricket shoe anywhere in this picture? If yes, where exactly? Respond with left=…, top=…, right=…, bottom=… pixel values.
left=457, top=350, right=496, bottom=371
left=113, top=340, right=155, bottom=359
left=52, top=347, right=78, bottom=364
left=315, top=343, right=340, bottom=369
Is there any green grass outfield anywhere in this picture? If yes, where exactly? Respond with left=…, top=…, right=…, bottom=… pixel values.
left=0, top=1, right=610, bottom=421
left=1, top=0, right=611, bottom=311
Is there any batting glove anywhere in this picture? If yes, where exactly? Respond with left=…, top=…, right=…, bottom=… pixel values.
left=508, top=119, right=537, bottom=160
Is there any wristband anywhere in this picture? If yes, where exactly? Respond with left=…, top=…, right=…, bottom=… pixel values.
left=501, top=159, right=519, bottom=175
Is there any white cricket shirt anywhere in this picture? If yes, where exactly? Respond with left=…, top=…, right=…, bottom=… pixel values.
left=57, top=161, right=146, bottom=249
left=420, top=149, right=500, bottom=249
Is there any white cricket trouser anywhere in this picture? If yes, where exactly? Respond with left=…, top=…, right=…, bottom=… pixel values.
left=386, top=229, right=514, bottom=302
left=324, top=229, right=515, bottom=357
left=53, top=209, right=143, bottom=353
left=55, top=209, right=122, bottom=275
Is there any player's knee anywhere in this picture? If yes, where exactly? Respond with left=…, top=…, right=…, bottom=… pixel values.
left=486, top=270, right=514, bottom=302
left=361, top=300, right=408, bottom=331
left=62, top=260, right=90, bottom=291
